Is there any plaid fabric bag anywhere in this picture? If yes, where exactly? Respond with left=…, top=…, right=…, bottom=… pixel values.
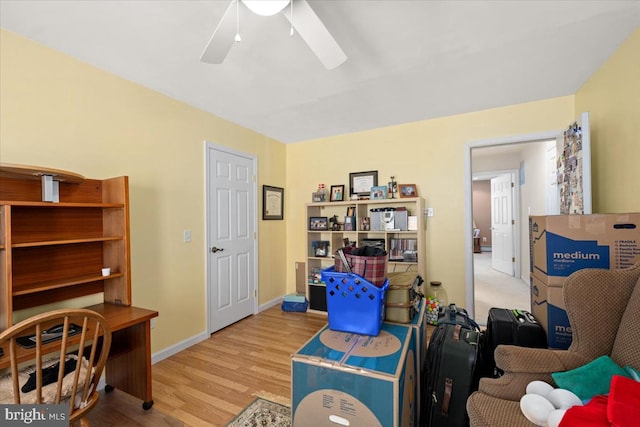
left=334, top=253, right=388, bottom=287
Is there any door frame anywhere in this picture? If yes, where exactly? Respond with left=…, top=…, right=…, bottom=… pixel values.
left=464, top=129, right=560, bottom=319
left=204, top=141, right=259, bottom=335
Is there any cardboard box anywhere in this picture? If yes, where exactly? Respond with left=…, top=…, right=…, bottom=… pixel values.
left=530, top=274, right=572, bottom=349
left=385, top=299, right=427, bottom=425
left=292, top=323, right=416, bottom=427
left=530, top=214, right=640, bottom=286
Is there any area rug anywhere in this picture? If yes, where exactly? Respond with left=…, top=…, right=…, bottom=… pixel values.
left=226, top=397, right=291, bottom=427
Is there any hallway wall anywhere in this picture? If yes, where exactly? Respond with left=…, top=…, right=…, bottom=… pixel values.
left=472, top=180, right=491, bottom=247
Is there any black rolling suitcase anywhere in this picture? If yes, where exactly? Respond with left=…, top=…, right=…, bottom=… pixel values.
left=424, top=305, right=481, bottom=427
left=483, top=308, right=547, bottom=378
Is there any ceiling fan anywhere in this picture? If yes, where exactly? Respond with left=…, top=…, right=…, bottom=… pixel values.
left=200, top=0, right=347, bottom=70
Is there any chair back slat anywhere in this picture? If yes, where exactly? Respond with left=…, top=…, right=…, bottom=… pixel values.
left=35, top=324, right=43, bottom=404
left=9, top=338, right=20, bottom=404
left=0, top=308, right=112, bottom=425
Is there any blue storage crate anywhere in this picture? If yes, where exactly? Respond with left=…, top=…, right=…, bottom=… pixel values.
left=321, top=266, right=389, bottom=336
left=281, top=299, right=309, bottom=312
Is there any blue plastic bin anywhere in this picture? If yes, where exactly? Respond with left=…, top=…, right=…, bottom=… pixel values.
left=321, top=266, right=389, bottom=336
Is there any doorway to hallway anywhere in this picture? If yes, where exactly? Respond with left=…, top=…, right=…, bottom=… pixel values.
left=464, top=130, right=560, bottom=323
left=473, top=252, right=529, bottom=325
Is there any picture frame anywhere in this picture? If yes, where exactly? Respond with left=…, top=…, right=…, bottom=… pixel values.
left=330, top=185, right=345, bottom=202
left=399, top=184, right=418, bottom=198
left=309, top=216, right=328, bottom=231
left=262, top=185, right=284, bottom=220
left=370, top=185, right=388, bottom=200
left=349, top=170, right=378, bottom=197
left=360, top=217, right=371, bottom=231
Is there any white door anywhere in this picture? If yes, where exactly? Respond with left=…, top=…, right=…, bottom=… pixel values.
left=491, top=173, right=514, bottom=276
left=206, top=143, right=257, bottom=334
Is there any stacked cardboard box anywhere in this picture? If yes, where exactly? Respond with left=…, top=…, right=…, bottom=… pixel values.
left=386, top=299, right=427, bottom=424
left=292, top=322, right=416, bottom=427
left=529, top=214, right=640, bottom=349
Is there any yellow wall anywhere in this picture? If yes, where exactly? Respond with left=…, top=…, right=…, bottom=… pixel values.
left=286, top=97, right=575, bottom=306
left=0, top=30, right=287, bottom=352
left=575, top=29, right=640, bottom=213
left=2, top=26, right=638, bottom=353
left=286, top=28, right=640, bottom=307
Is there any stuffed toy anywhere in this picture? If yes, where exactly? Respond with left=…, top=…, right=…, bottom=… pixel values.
left=519, top=357, right=640, bottom=427
left=520, top=380, right=581, bottom=427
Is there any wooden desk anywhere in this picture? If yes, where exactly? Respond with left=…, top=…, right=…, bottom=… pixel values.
left=84, top=303, right=158, bottom=410
left=0, top=303, right=158, bottom=409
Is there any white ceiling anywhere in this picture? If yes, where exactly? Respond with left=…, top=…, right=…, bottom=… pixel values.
left=1, top=1, right=638, bottom=144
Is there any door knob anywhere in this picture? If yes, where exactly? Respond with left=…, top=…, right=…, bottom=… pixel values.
left=211, top=246, right=224, bottom=253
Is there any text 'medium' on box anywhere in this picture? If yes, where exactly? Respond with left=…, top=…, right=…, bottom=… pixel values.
left=530, top=214, right=640, bottom=286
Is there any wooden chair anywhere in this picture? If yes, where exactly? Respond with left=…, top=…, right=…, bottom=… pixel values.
left=0, top=308, right=112, bottom=426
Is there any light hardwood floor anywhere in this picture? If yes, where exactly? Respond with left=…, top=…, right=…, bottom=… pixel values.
left=87, top=305, right=327, bottom=426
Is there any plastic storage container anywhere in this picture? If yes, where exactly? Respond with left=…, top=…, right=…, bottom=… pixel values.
left=425, top=281, right=448, bottom=325
left=321, top=266, right=389, bottom=336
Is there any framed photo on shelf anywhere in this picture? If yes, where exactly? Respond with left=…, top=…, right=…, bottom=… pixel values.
left=370, top=185, right=388, bottom=200
left=399, top=184, right=418, bottom=198
left=309, top=216, right=328, bottom=231
left=349, top=170, right=378, bottom=197
left=262, top=185, right=284, bottom=220
left=330, top=185, right=345, bottom=202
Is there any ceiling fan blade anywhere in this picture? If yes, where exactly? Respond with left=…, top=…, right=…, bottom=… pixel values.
left=283, top=0, right=347, bottom=70
left=200, top=0, right=237, bottom=64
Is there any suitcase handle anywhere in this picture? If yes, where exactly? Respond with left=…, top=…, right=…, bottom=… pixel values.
left=441, top=378, right=453, bottom=416
left=443, top=304, right=480, bottom=331
left=512, top=309, right=538, bottom=324
left=448, top=303, right=459, bottom=322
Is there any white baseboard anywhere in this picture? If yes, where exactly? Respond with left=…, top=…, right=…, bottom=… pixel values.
left=144, top=296, right=283, bottom=366
left=151, top=330, right=209, bottom=365
left=259, top=296, right=284, bottom=312
left=97, top=331, right=207, bottom=390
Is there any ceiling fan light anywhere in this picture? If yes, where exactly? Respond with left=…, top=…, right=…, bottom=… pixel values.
left=242, top=0, right=290, bottom=16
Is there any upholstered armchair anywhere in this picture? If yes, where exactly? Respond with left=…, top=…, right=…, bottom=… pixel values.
left=466, top=263, right=640, bottom=426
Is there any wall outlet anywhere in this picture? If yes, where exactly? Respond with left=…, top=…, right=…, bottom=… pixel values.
left=425, top=208, right=434, bottom=217
left=151, top=319, right=156, bottom=329
left=183, top=229, right=191, bottom=243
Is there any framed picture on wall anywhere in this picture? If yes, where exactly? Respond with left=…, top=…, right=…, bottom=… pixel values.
left=263, top=185, right=284, bottom=220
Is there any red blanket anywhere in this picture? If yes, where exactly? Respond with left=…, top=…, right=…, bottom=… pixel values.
left=560, top=376, right=640, bottom=427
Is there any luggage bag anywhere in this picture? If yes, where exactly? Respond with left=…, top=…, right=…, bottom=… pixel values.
left=483, top=308, right=547, bottom=378
left=424, top=314, right=481, bottom=426
left=437, top=303, right=480, bottom=330
left=385, top=272, right=423, bottom=323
